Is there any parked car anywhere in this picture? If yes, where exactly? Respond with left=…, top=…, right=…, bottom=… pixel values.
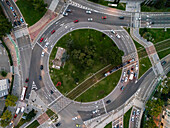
left=116, top=33, right=120, bottom=38
left=131, top=116, right=134, bottom=121
left=50, top=90, right=54, bottom=94
left=119, top=16, right=124, bottom=19
left=133, top=110, right=136, bottom=115
left=20, top=17, right=24, bottom=23
left=17, top=20, right=21, bottom=25
left=123, top=71, right=126, bottom=77
left=124, top=76, right=128, bottom=82
left=10, top=6, right=14, bottom=12
left=40, top=65, right=43, bottom=70
left=6, top=0, right=11, bottom=6
left=63, top=12, right=68, bottom=16
left=136, top=64, right=138, bottom=70
left=39, top=75, right=42, bottom=80
left=161, top=61, right=166, bottom=66
left=51, top=30, right=55, bottom=34
left=127, top=70, right=130, bottom=75
left=13, top=12, right=17, bottom=17
left=41, top=51, right=45, bottom=57
left=56, top=122, right=61, bottom=127
left=66, top=9, right=72, bottom=12
left=40, top=38, right=44, bottom=42
left=120, top=86, right=124, bottom=91
left=106, top=100, right=111, bottom=104
left=136, top=109, right=140, bottom=115
left=86, top=10, right=91, bottom=14
left=25, top=78, right=29, bottom=83
left=14, top=21, right=17, bottom=26
left=74, top=20, right=79, bottom=23
left=87, top=18, right=93, bottom=21
left=45, top=42, right=49, bottom=48
left=102, top=16, right=107, bottom=19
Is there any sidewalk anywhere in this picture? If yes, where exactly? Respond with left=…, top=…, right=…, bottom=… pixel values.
left=28, top=9, right=57, bottom=42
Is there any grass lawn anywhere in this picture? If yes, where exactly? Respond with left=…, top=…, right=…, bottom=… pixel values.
left=139, top=57, right=152, bottom=78
left=88, top=0, right=126, bottom=10
left=123, top=107, right=132, bottom=128
left=167, top=72, right=170, bottom=77
left=75, top=70, right=121, bottom=102
left=158, top=49, right=170, bottom=59
left=46, top=109, right=55, bottom=118
left=139, top=28, right=170, bottom=44
left=16, top=0, right=47, bottom=26
left=104, top=122, right=112, bottom=128
left=49, top=29, right=123, bottom=95
left=26, top=120, right=39, bottom=128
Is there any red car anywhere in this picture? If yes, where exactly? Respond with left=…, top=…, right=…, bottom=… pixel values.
left=102, top=16, right=107, bottom=19
left=51, top=30, right=55, bottom=34
left=40, top=38, right=44, bottom=42
left=74, top=20, right=79, bottom=23
left=14, top=114, right=17, bottom=118
left=25, top=78, right=29, bottom=83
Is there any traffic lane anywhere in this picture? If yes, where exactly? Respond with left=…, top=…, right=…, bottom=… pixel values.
left=67, top=5, right=131, bottom=26
left=78, top=68, right=153, bottom=121
left=9, top=0, right=22, bottom=18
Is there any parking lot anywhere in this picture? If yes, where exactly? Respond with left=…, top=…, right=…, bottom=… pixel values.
left=112, top=116, right=123, bottom=128
left=129, top=107, right=141, bottom=128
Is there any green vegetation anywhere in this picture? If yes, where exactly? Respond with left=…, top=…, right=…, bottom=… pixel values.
left=46, top=109, right=55, bottom=118
left=104, top=122, right=112, bottom=128
left=16, top=0, right=47, bottom=26
left=139, top=28, right=170, bottom=44
left=123, top=107, right=132, bottom=128
left=5, top=94, right=18, bottom=107
left=1, top=71, right=7, bottom=77
left=167, top=71, right=170, bottom=77
left=0, top=5, right=12, bottom=38
left=26, top=109, right=37, bottom=121
left=158, top=48, right=170, bottom=59
left=141, top=0, right=170, bottom=12
left=49, top=29, right=123, bottom=95
left=0, top=110, right=12, bottom=127
left=139, top=57, right=152, bottom=78
left=26, top=120, right=39, bottom=128
left=76, top=70, right=121, bottom=102
left=15, top=113, right=28, bottom=128
left=88, top=0, right=126, bottom=10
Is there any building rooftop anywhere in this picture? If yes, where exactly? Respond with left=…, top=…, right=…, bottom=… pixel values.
left=0, top=79, right=9, bottom=97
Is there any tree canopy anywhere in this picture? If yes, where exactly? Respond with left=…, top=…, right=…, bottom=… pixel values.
left=0, top=110, right=12, bottom=127
left=5, top=94, right=18, bottom=107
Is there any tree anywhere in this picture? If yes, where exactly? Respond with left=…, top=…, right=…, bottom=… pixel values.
left=5, top=94, right=18, bottom=107
left=1, top=71, right=7, bottom=77
left=0, top=110, right=12, bottom=127
left=26, top=109, right=36, bottom=121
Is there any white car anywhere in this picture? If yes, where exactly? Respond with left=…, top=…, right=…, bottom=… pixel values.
left=131, top=116, right=134, bottom=121
left=86, top=10, right=91, bottom=14
left=63, top=12, right=68, bottom=16
left=87, top=18, right=93, bottom=21
left=116, top=33, right=120, bottom=38
left=92, top=109, right=99, bottom=114
left=136, top=109, right=140, bottom=115
left=72, top=116, right=78, bottom=120
left=41, top=51, right=45, bottom=57
left=111, top=30, right=115, bottom=34
left=124, top=76, right=128, bottom=82
left=45, top=42, right=49, bottom=48
left=123, top=71, right=126, bottom=77
left=136, top=64, right=138, bottom=71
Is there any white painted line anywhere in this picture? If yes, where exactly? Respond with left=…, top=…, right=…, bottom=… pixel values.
left=36, top=42, right=50, bottom=55
left=102, top=99, right=107, bottom=114
left=48, top=95, right=62, bottom=107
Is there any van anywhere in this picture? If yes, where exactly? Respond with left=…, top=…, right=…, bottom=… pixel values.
left=119, top=16, right=124, bottom=19
left=21, top=107, right=25, bottom=113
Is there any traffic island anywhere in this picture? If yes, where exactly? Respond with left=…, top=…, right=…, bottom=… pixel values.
left=49, top=29, right=124, bottom=102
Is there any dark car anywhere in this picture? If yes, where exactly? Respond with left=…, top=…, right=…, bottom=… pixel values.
left=50, top=90, right=54, bottom=94
left=13, top=12, right=17, bottom=17
left=25, top=78, right=29, bottom=83
left=14, top=21, right=17, bottom=26
left=131, top=67, right=134, bottom=71
left=56, top=122, right=61, bottom=127
left=39, top=75, right=42, bottom=80
left=17, top=20, right=21, bottom=25
left=161, top=61, right=166, bottom=66
left=6, top=0, right=11, bottom=6
left=102, top=16, right=107, bottom=19
left=40, top=65, right=43, bottom=70
left=127, top=70, right=130, bottom=75
left=106, top=100, right=111, bottom=104
left=120, top=86, right=124, bottom=91
left=119, top=16, right=124, bottom=19
left=66, top=9, right=72, bottom=12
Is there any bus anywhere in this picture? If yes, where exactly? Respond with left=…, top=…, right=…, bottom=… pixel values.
left=20, top=86, right=27, bottom=101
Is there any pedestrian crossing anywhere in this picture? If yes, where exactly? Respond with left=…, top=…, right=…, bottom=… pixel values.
left=32, top=81, right=38, bottom=90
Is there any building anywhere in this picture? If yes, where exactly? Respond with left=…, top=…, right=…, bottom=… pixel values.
left=160, top=105, right=170, bottom=128
left=0, top=79, right=9, bottom=98
left=52, top=47, right=66, bottom=69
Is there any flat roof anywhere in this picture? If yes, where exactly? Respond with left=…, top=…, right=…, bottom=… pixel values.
left=0, top=79, right=9, bottom=97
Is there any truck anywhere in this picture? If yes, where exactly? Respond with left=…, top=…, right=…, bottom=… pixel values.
left=20, top=86, right=27, bottom=101
left=129, top=72, right=134, bottom=80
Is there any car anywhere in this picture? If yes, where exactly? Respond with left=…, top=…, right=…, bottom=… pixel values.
left=161, top=61, right=166, bottom=66
left=133, top=110, right=136, bottom=115
left=72, top=116, right=78, bottom=120
left=106, top=100, right=111, bottom=104
left=76, top=124, right=81, bottom=127
left=17, top=20, right=21, bottom=25
left=134, top=73, right=137, bottom=78
left=127, top=70, right=130, bottom=75
left=10, top=7, right=14, bottom=11
left=74, top=20, right=79, bottom=23
left=121, top=78, right=124, bottom=83
left=55, top=122, right=61, bottom=127
left=119, top=16, right=124, bottom=19
left=87, top=18, right=93, bottom=21
left=45, top=42, right=49, bottom=48
left=116, top=124, right=119, bottom=128
left=14, top=21, right=17, bottom=26
left=102, top=16, right=107, bottom=19
left=50, top=90, right=54, bottom=94
left=131, top=116, right=134, bottom=121
left=136, top=109, right=140, bottom=115
left=14, top=114, right=17, bottom=118
left=41, top=51, right=45, bottom=57
left=66, top=9, right=72, bottom=12
left=6, top=0, right=11, bottom=6
left=39, top=75, right=42, bottom=80
left=116, top=33, right=120, bottom=38
left=40, top=38, right=44, bottom=42
left=92, top=109, right=99, bottom=114
left=120, top=86, right=124, bottom=91
left=63, top=12, right=68, bottom=16
left=129, top=58, right=135, bottom=63
left=123, top=71, right=126, bottom=77
left=111, top=30, right=115, bottom=34
left=21, top=107, right=25, bottom=113
left=136, top=64, right=138, bottom=70
left=51, top=30, right=55, bottom=34
left=20, top=17, right=24, bottom=23
left=40, top=65, right=43, bottom=70
left=124, top=76, right=128, bottom=82
left=131, top=66, right=134, bottom=71
left=25, top=78, right=29, bottom=83
left=13, top=12, right=17, bottom=17
left=86, top=10, right=91, bottom=14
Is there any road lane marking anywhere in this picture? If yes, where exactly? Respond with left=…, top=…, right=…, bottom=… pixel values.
left=36, top=42, right=50, bottom=55
left=102, top=99, right=107, bottom=114
left=48, top=95, right=62, bottom=107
